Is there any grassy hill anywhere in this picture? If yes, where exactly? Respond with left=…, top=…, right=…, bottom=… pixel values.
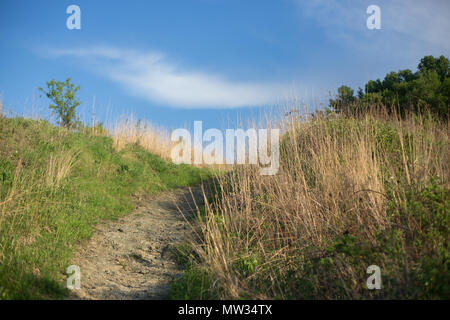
left=171, top=109, right=449, bottom=300
left=0, top=116, right=210, bottom=299
left=1, top=107, right=448, bottom=300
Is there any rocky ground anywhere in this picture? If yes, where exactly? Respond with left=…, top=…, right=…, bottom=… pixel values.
left=69, top=186, right=205, bottom=300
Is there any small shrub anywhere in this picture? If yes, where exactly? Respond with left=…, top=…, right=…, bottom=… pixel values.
left=39, top=78, right=81, bottom=129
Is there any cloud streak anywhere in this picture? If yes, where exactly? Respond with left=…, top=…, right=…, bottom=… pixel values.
left=47, top=46, right=287, bottom=109
left=295, top=0, right=450, bottom=63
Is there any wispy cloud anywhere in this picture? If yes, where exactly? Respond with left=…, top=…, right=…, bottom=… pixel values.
left=384, top=1, right=450, bottom=53
left=46, top=46, right=287, bottom=109
left=295, top=0, right=450, bottom=64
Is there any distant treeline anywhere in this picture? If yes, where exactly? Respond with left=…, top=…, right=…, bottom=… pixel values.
left=330, top=55, right=450, bottom=119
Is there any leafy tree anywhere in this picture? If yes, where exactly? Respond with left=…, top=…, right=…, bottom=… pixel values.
left=330, top=55, right=450, bottom=119
left=39, top=78, right=81, bottom=128
left=411, top=70, right=448, bottom=115
left=338, top=85, right=355, bottom=103
left=357, top=87, right=364, bottom=99
left=382, top=71, right=401, bottom=91
left=366, top=79, right=383, bottom=93
left=418, top=55, right=450, bottom=81
left=329, top=85, right=355, bottom=113
left=398, top=69, right=416, bottom=82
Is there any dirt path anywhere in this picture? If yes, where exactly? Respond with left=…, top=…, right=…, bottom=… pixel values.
left=69, top=186, right=204, bottom=300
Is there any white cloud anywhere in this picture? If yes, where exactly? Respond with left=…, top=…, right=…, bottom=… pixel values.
left=295, top=0, right=450, bottom=63
left=47, top=46, right=287, bottom=109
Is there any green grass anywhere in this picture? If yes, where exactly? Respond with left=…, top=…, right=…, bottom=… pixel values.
left=0, top=116, right=210, bottom=299
left=169, top=243, right=219, bottom=300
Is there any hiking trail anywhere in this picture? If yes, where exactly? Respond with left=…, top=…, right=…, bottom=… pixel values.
left=69, top=186, right=204, bottom=300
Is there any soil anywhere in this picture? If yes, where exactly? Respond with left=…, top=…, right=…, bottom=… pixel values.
left=68, top=185, right=204, bottom=300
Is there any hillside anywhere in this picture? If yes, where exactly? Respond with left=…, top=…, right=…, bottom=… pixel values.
left=0, top=116, right=210, bottom=299
left=170, top=109, right=450, bottom=299
left=1, top=108, right=449, bottom=300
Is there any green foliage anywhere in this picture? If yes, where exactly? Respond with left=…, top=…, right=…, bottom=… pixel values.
left=0, top=158, right=14, bottom=198
left=0, top=116, right=210, bottom=299
left=329, top=85, right=355, bottom=113
left=330, top=55, right=450, bottom=119
left=39, top=78, right=81, bottom=128
left=169, top=244, right=219, bottom=300
left=266, top=179, right=449, bottom=299
left=418, top=55, right=450, bottom=81
left=233, top=254, right=259, bottom=277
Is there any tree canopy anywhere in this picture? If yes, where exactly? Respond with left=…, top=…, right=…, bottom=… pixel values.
left=330, top=55, right=450, bottom=119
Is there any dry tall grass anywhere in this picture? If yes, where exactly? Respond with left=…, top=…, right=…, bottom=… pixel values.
left=45, top=149, right=80, bottom=188
left=110, top=115, right=172, bottom=160
left=190, top=108, right=449, bottom=299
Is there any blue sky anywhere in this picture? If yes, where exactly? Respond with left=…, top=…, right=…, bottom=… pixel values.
left=1, top=0, right=449, bottom=130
